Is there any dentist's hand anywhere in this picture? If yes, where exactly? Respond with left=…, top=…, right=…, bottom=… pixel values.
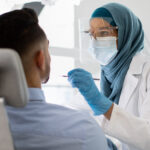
left=68, top=68, right=113, bottom=115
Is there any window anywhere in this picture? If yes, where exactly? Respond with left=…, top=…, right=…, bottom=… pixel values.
left=44, top=55, right=75, bottom=86
left=42, top=56, right=75, bottom=105
left=39, top=0, right=74, bottom=48
left=39, top=0, right=77, bottom=105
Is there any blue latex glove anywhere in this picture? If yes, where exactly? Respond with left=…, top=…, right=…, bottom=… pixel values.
left=68, top=68, right=113, bottom=115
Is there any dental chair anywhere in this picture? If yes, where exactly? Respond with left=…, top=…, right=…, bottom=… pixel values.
left=0, top=49, right=29, bottom=150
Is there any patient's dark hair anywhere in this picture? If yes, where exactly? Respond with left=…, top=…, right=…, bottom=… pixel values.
left=0, top=8, right=46, bottom=56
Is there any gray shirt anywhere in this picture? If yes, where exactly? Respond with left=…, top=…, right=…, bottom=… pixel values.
left=6, top=88, right=108, bottom=150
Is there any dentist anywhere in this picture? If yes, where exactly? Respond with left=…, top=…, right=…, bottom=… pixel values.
left=68, top=3, right=150, bottom=150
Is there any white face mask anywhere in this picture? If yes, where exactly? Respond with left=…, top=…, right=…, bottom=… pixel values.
left=89, top=36, right=118, bottom=65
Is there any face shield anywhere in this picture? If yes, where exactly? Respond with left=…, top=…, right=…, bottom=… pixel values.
left=79, top=18, right=93, bottom=64
left=79, top=17, right=118, bottom=64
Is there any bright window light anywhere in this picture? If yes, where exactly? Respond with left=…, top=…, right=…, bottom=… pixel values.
left=39, top=0, right=74, bottom=48
left=42, top=86, right=75, bottom=105
left=42, top=55, right=75, bottom=104
left=43, top=55, right=75, bottom=86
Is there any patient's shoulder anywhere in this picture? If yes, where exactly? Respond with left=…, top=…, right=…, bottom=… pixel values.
left=7, top=101, right=101, bottom=135
left=6, top=102, right=108, bottom=150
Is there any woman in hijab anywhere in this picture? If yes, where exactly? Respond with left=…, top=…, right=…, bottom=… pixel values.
left=68, top=3, right=150, bottom=150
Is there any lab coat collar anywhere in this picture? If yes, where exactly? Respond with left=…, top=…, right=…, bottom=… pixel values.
left=128, top=51, right=147, bottom=75
left=118, top=49, right=149, bottom=108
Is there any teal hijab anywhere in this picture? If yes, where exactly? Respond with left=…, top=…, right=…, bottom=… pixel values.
left=91, top=3, right=144, bottom=104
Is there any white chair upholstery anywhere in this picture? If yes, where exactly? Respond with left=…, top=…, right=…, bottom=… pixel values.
left=0, top=49, right=29, bottom=150
left=0, top=49, right=29, bottom=107
left=0, top=98, right=14, bottom=150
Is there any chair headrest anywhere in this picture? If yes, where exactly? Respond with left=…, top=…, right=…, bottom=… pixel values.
left=0, top=49, right=29, bottom=107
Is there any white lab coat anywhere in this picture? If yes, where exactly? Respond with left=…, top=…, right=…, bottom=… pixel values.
left=100, top=49, right=150, bottom=150
left=66, top=48, right=150, bottom=150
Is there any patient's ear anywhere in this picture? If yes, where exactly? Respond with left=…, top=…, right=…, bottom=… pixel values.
left=35, top=50, right=45, bottom=72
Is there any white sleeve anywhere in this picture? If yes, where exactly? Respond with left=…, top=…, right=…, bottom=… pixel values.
left=101, top=62, right=150, bottom=150
left=101, top=104, right=150, bottom=150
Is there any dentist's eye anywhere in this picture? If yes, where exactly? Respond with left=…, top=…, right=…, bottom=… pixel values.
left=99, top=31, right=110, bottom=37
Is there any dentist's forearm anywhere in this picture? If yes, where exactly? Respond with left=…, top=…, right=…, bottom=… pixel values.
left=104, top=103, right=114, bottom=120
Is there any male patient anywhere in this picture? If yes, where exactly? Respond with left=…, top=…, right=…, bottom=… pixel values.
left=0, top=8, right=108, bottom=150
